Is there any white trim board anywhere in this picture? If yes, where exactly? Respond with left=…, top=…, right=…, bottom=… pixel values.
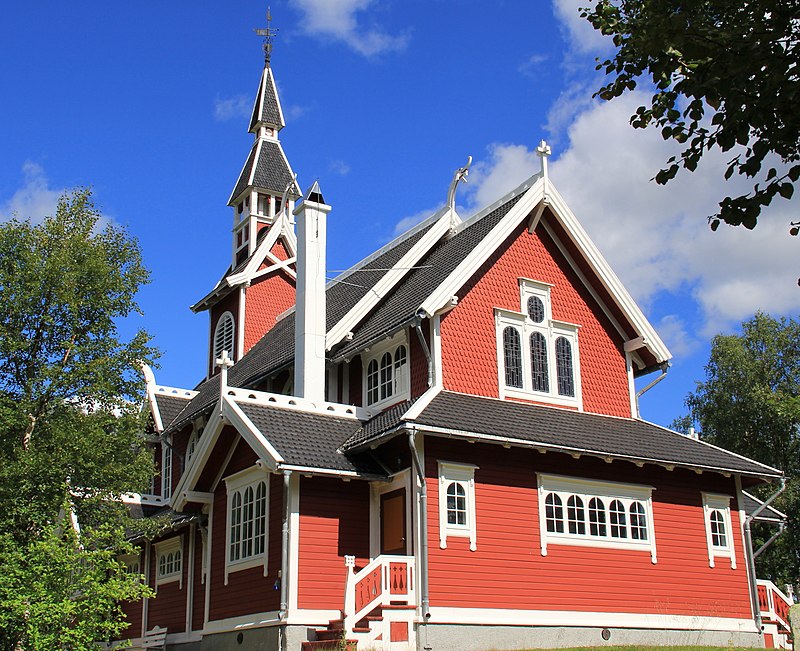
left=426, top=607, right=758, bottom=632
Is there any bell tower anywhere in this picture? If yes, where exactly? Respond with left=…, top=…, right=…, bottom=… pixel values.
left=192, top=11, right=300, bottom=376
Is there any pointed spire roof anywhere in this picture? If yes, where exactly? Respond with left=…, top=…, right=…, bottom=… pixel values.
left=249, top=65, right=285, bottom=133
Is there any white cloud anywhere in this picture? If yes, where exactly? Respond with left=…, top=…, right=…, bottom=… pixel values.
left=328, top=159, right=351, bottom=176
left=292, top=0, right=409, bottom=57
left=213, top=95, right=251, bottom=122
left=464, top=144, right=540, bottom=211
left=0, top=161, right=63, bottom=224
left=655, top=314, right=700, bottom=358
left=392, top=206, right=439, bottom=238
left=551, top=0, right=613, bottom=56
left=518, top=53, right=549, bottom=78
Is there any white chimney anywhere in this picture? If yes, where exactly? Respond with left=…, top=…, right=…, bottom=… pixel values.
left=293, top=180, right=330, bottom=401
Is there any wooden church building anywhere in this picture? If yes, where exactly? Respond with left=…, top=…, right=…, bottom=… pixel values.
left=116, top=24, right=793, bottom=651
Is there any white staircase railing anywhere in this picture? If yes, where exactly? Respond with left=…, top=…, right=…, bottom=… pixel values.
left=342, top=554, right=416, bottom=636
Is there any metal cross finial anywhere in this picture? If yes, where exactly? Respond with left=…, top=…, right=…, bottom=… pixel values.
left=537, top=139, right=552, bottom=180
left=254, top=6, right=278, bottom=65
left=215, top=349, right=234, bottom=402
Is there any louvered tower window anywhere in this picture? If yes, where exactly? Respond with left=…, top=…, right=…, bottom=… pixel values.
left=213, top=311, right=235, bottom=362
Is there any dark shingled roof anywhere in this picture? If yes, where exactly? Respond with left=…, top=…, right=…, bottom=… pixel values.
left=154, top=393, right=193, bottom=431
left=742, top=492, right=786, bottom=522
left=407, top=392, right=782, bottom=479
left=335, top=192, right=524, bottom=359
left=229, top=140, right=294, bottom=205
left=249, top=67, right=284, bottom=132
left=343, top=399, right=415, bottom=451
left=237, top=402, right=384, bottom=475
left=168, top=223, right=434, bottom=432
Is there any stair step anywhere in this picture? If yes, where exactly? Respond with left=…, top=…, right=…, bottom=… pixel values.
left=314, top=629, right=343, bottom=642
left=381, top=604, right=416, bottom=610
left=301, top=640, right=357, bottom=651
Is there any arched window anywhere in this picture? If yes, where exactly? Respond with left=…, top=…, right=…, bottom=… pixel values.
left=229, top=491, right=242, bottom=562
left=567, top=495, right=586, bottom=535
left=530, top=332, right=549, bottom=392
left=379, top=352, right=393, bottom=401
left=213, top=311, right=235, bottom=362
left=588, top=497, right=607, bottom=537
left=446, top=482, right=467, bottom=526
left=503, top=327, right=523, bottom=388
left=709, top=509, right=727, bottom=548
left=630, top=501, right=648, bottom=540
left=609, top=499, right=627, bottom=538
left=545, top=493, right=564, bottom=533
left=366, top=359, right=379, bottom=405
left=555, top=336, right=574, bottom=397
left=161, top=439, right=172, bottom=500
left=254, top=481, right=268, bottom=555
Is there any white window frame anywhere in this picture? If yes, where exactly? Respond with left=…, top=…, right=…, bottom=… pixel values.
left=537, top=473, right=657, bottom=563
left=161, top=437, right=173, bottom=501
left=224, top=466, right=270, bottom=584
left=119, top=552, right=141, bottom=576
left=702, top=492, right=736, bottom=569
left=213, top=311, right=236, bottom=362
left=154, top=537, right=183, bottom=588
left=495, top=279, right=582, bottom=409
left=362, top=331, right=410, bottom=409
left=438, top=462, right=478, bottom=552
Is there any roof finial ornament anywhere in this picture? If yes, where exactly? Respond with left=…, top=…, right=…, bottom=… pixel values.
left=537, top=140, right=551, bottom=189
left=447, top=155, right=472, bottom=219
left=254, top=6, right=278, bottom=66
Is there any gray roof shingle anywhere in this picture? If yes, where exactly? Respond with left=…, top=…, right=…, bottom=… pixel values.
left=249, top=67, right=284, bottom=132
left=237, top=402, right=384, bottom=475
left=408, top=392, right=782, bottom=479
left=343, top=399, right=415, bottom=450
left=334, top=193, right=524, bottom=359
left=229, top=140, right=294, bottom=205
left=154, top=393, right=192, bottom=431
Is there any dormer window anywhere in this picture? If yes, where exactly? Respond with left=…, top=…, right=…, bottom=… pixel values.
left=495, top=279, right=581, bottom=408
left=363, top=332, right=409, bottom=408
left=213, top=312, right=236, bottom=363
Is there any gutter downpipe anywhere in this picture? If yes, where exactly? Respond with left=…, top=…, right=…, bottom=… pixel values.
left=634, top=362, right=668, bottom=418
left=408, top=428, right=430, bottom=624
left=279, top=470, right=292, bottom=649
left=414, top=316, right=434, bottom=389
left=743, top=476, right=787, bottom=632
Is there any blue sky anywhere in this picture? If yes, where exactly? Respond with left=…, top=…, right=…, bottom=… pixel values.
left=2, top=1, right=797, bottom=428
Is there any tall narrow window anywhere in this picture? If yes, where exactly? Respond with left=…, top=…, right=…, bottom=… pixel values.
left=630, top=502, right=648, bottom=540
left=366, top=359, right=379, bottom=405
left=545, top=493, right=564, bottom=533
left=609, top=499, right=627, bottom=538
left=567, top=495, right=586, bottom=535
left=503, top=327, right=523, bottom=388
left=394, top=345, right=407, bottom=393
left=161, top=440, right=172, bottom=500
left=530, top=332, right=549, bottom=392
left=213, top=311, right=235, bottom=362
left=379, top=352, right=393, bottom=401
left=254, top=481, right=267, bottom=555
left=588, top=497, right=607, bottom=536
left=555, top=336, right=574, bottom=397
left=226, top=468, right=270, bottom=580
left=709, top=510, right=727, bottom=548
left=229, top=491, right=242, bottom=562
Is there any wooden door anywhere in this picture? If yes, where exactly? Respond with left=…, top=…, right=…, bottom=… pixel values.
left=380, top=489, right=407, bottom=555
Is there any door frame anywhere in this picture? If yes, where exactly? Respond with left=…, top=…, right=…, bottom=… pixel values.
left=370, top=469, right=412, bottom=559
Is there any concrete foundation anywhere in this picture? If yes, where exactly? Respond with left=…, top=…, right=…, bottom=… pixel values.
left=416, top=623, right=763, bottom=651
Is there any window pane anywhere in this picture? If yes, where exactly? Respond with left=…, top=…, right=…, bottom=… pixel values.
left=230, top=491, right=242, bottom=561
left=255, top=481, right=267, bottom=555
left=545, top=493, right=564, bottom=533
left=567, top=495, right=586, bottom=535
left=609, top=499, right=627, bottom=538
left=503, top=327, right=523, bottom=388
left=379, top=352, right=393, bottom=400
left=394, top=345, right=407, bottom=393
left=710, top=510, right=727, bottom=548
left=530, top=332, right=549, bottom=392
left=367, top=359, right=379, bottom=405
left=555, top=337, right=575, bottom=397
left=242, top=486, right=255, bottom=558
left=446, top=482, right=467, bottom=526
left=527, top=296, right=545, bottom=323
left=588, top=497, right=607, bottom=537
left=630, top=502, right=647, bottom=540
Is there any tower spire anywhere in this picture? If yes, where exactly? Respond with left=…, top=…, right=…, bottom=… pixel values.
left=254, top=6, right=278, bottom=66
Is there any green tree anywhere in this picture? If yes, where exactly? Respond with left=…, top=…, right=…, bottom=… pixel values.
left=582, top=0, right=800, bottom=234
left=0, top=189, right=157, bottom=649
left=681, top=313, right=799, bottom=588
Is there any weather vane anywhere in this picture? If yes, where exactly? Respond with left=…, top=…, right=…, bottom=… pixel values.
left=254, top=7, right=278, bottom=65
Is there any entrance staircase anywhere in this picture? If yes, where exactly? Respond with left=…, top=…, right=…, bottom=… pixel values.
left=301, top=555, right=416, bottom=651
left=758, top=579, right=794, bottom=650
